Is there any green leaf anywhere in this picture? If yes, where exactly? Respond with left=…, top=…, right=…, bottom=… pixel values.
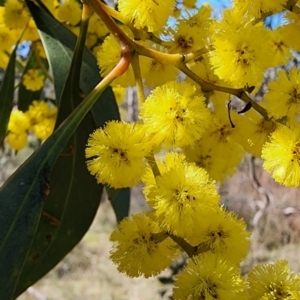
left=0, top=47, right=16, bottom=143
left=18, top=54, right=48, bottom=112
left=11, top=3, right=105, bottom=297
left=0, top=0, right=5, bottom=6
left=25, top=1, right=130, bottom=224
left=0, top=68, right=103, bottom=299
left=26, top=0, right=119, bottom=123
left=106, top=186, right=130, bottom=222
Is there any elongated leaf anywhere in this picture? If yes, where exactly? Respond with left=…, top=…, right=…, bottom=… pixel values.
left=0, top=47, right=16, bottom=143
left=26, top=0, right=118, bottom=120
left=106, top=187, right=130, bottom=222
left=18, top=54, right=48, bottom=112
left=12, top=4, right=103, bottom=297
left=0, top=69, right=105, bottom=299
left=25, top=1, right=130, bottom=220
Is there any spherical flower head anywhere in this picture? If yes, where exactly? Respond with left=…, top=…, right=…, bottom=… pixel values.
left=85, top=121, right=152, bottom=188
left=118, top=0, right=175, bottom=33
left=8, top=110, right=30, bottom=134
left=210, top=11, right=273, bottom=87
left=247, top=260, right=300, bottom=300
left=265, top=67, right=300, bottom=122
left=168, top=4, right=212, bottom=53
left=22, top=18, right=40, bottom=42
left=268, top=27, right=292, bottom=67
left=88, top=14, right=108, bottom=38
left=281, top=15, right=300, bottom=52
left=4, top=0, right=30, bottom=29
left=0, top=25, right=17, bottom=52
left=142, top=56, right=179, bottom=88
left=145, top=153, right=220, bottom=237
left=234, top=0, right=287, bottom=18
left=140, top=81, right=211, bottom=150
left=97, top=31, right=135, bottom=87
left=55, top=0, right=82, bottom=26
left=26, top=100, right=55, bottom=124
left=173, top=253, right=248, bottom=300
left=32, top=118, right=55, bottom=140
left=184, top=107, right=245, bottom=182
left=22, top=69, right=45, bottom=92
left=110, top=213, right=179, bottom=278
left=187, top=206, right=251, bottom=264
left=262, top=125, right=300, bottom=187
left=6, top=131, right=28, bottom=151
left=238, top=107, right=277, bottom=158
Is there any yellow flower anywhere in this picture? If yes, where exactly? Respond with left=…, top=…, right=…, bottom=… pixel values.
left=234, top=0, right=287, bottom=18
left=247, top=260, right=300, bottom=300
left=0, top=25, right=17, bottom=52
left=85, top=121, right=151, bottom=188
left=4, top=0, right=30, bottom=29
left=140, top=81, right=211, bottom=150
left=118, top=0, right=175, bottom=32
left=187, top=206, right=251, bottom=264
left=262, top=125, right=300, bottom=187
left=238, top=107, right=277, bottom=158
left=268, top=27, right=292, bottom=67
left=55, top=0, right=82, bottom=26
left=167, top=4, right=212, bottom=53
left=6, top=110, right=30, bottom=150
left=141, top=46, right=179, bottom=87
left=173, top=253, right=248, bottom=300
left=88, top=14, right=108, bottom=38
left=210, top=9, right=272, bottom=87
left=110, top=213, right=179, bottom=278
left=265, top=67, right=300, bottom=123
left=145, top=153, right=219, bottom=237
left=25, top=100, right=57, bottom=140
left=6, top=131, right=28, bottom=151
left=22, top=18, right=40, bottom=42
left=8, top=110, right=30, bottom=134
left=32, top=118, right=56, bottom=140
left=22, top=69, right=45, bottom=92
left=97, top=31, right=135, bottom=87
left=184, top=107, right=245, bottom=182
left=26, top=100, right=57, bottom=124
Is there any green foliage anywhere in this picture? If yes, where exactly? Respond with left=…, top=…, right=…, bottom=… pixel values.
left=0, top=1, right=130, bottom=298
left=0, top=46, right=16, bottom=143
left=18, top=54, right=47, bottom=112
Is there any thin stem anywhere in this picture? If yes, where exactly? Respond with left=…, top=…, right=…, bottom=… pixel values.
left=96, top=1, right=129, bottom=24
left=86, top=0, right=132, bottom=50
left=131, top=52, right=145, bottom=105
left=179, top=63, right=269, bottom=120
left=168, top=232, right=197, bottom=257
left=153, top=231, right=168, bottom=243
left=133, top=41, right=185, bottom=65
left=184, top=46, right=214, bottom=63
left=146, top=153, right=161, bottom=177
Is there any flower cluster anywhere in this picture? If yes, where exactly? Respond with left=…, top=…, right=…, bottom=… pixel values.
left=6, top=100, right=57, bottom=150
left=82, top=0, right=300, bottom=298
